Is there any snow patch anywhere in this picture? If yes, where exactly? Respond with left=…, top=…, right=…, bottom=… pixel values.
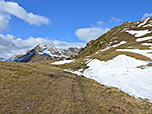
left=138, top=17, right=150, bottom=27
left=65, top=55, right=152, bottom=101
left=136, top=36, right=152, bottom=42
left=143, top=24, right=152, bottom=27
left=96, top=41, right=127, bottom=54
left=142, top=43, right=152, bottom=46
left=126, top=30, right=151, bottom=37
left=116, top=49, right=152, bottom=59
left=51, top=59, right=75, bottom=65
left=112, top=41, right=127, bottom=47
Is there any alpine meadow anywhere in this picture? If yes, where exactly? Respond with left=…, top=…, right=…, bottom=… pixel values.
left=0, top=0, right=152, bottom=113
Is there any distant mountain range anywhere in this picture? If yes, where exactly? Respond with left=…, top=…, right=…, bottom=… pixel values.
left=1, top=17, right=152, bottom=64
left=4, top=44, right=80, bottom=62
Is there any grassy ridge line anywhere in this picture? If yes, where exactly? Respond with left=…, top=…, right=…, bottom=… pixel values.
left=77, top=18, right=152, bottom=60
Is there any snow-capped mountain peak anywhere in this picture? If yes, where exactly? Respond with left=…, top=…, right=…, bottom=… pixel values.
left=7, top=44, right=80, bottom=62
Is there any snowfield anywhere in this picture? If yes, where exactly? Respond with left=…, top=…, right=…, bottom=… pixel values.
left=138, top=17, right=150, bottom=27
left=136, top=36, right=152, bottom=42
left=143, top=23, right=152, bottom=27
left=126, top=30, right=151, bottom=37
left=51, top=59, right=75, bottom=65
left=116, top=49, right=152, bottom=59
left=96, top=41, right=127, bottom=54
left=65, top=55, right=152, bottom=101
left=142, top=43, right=152, bottom=46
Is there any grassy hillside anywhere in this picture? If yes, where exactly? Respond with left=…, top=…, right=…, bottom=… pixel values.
left=0, top=61, right=152, bottom=113
left=77, top=18, right=152, bottom=61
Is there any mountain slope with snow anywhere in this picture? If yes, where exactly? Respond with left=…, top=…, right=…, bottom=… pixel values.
left=53, top=17, right=152, bottom=102
left=60, top=55, right=152, bottom=101
left=1, top=61, right=152, bottom=113
left=77, top=17, right=152, bottom=60
left=7, top=44, right=80, bottom=62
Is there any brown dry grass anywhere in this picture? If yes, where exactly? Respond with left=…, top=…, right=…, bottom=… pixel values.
left=0, top=61, right=152, bottom=114
left=77, top=18, right=152, bottom=60
left=93, top=50, right=151, bottom=61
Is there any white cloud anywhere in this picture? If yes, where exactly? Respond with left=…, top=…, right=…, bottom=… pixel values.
left=0, top=0, right=50, bottom=31
left=0, top=12, right=10, bottom=31
left=142, top=13, right=152, bottom=20
left=51, top=40, right=85, bottom=49
left=110, top=17, right=121, bottom=23
left=75, top=27, right=109, bottom=42
left=0, top=34, right=85, bottom=59
left=75, top=17, right=122, bottom=42
left=96, top=21, right=106, bottom=25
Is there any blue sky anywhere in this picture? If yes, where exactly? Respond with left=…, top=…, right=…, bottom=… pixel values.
left=0, top=0, right=152, bottom=58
